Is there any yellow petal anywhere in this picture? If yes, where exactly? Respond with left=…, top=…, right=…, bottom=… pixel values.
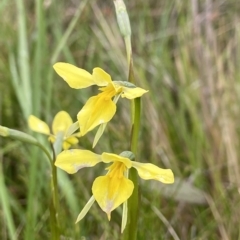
left=77, top=94, right=116, bottom=136
left=121, top=87, right=148, bottom=99
left=62, top=137, right=78, bottom=150
left=53, top=62, right=96, bottom=89
left=100, top=81, right=122, bottom=94
left=55, top=149, right=102, bottom=174
left=92, top=67, right=112, bottom=86
left=28, top=115, right=50, bottom=135
left=52, top=111, right=73, bottom=135
left=132, top=162, right=174, bottom=184
left=65, top=136, right=79, bottom=145
left=92, top=175, right=134, bottom=219
left=101, top=152, right=132, bottom=168
left=62, top=141, right=71, bottom=150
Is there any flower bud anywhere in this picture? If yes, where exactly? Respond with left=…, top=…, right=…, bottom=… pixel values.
left=0, top=126, right=8, bottom=137
left=0, top=125, right=38, bottom=145
left=114, top=0, right=131, bottom=37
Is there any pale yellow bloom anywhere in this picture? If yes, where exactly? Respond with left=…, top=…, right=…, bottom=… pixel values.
left=53, top=63, right=148, bottom=137
left=28, top=111, right=81, bottom=150
left=55, top=150, right=174, bottom=222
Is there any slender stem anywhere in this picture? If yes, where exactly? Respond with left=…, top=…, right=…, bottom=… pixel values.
left=51, top=141, right=60, bottom=216
left=49, top=132, right=63, bottom=240
left=124, top=168, right=139, bottom=240
left=131, top=98, right=141, bottom=154
left=35, top=141, right=60, bottom=239
left=35, top=141, right=60, bottom=240
left=49, top=144, right=60, bottom=240
left=35, top=142, right=53, bottom=166
left=121, top=46, right=141, bottom=239
left=122, top=97, right=141, bottom=240
left=2, top=127, right=61, bottom=239
left=124, top=36, right=131, bottom=66
left=35, top=138, right=61, bottom=239
left=118, top=5, right=140, bottom=238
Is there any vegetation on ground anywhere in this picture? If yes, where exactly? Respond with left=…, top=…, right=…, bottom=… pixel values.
left=0, top=0, right=240, bottom=239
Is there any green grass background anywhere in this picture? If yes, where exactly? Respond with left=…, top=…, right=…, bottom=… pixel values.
left=1, top=0, right=240, bottom=239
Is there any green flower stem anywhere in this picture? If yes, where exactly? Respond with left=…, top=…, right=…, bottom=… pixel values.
left=131, top=98, right=141, bottom=153
left=128, top=59, right=136, bottom=123
left=122, top=97, right=141, bottom=240
left=115, top=1, right=140, bottom=237
left=0, top=126, right=61, bottom=239
left=49, top=152, right=60, bottom=240
left=52, top=133, right=63, bottom=212
left=123, top=22, right=140, bottom=240
left=123, top=168, right=139, bottom=240
left=34, top=137, right=60, bottom=240
left=124, top=36, right=131, bottom=66
left=49, top=167, right=60, bottom=240
left=35, top=142, right=53, bottom=166
left=50, top=132, right=64, bottom=240
left=33, top=139, right=60, bottom=240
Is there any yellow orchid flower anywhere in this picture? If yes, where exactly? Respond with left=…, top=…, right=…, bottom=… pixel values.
left=28, top=111, right=81, bottom=150
left=53, top=63, right=148, bottom=137
left=55, top=150, right=174, bottom=225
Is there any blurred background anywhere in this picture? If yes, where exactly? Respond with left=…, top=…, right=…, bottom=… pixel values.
left=1, top=0, right=240, bottom=239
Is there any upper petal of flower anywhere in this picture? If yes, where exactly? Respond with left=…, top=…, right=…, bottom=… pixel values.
left=131, top=162, right=174, bottom=184
left=28, top=115, right=50, bottom=135
left=92, top=174, right=134, bottom=220
left=92, top=67, right=112, bottom=86
left=121, top=86, right=148, bottom=99
left=101, top=152, right=132, bottom=168
left=53, top=62, right=96, bottom=89
left=77, top=93, right=116, bottom=136
left=55, top=149, right=102, bottom=174
left=52, top=111, right=73, bottom=135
